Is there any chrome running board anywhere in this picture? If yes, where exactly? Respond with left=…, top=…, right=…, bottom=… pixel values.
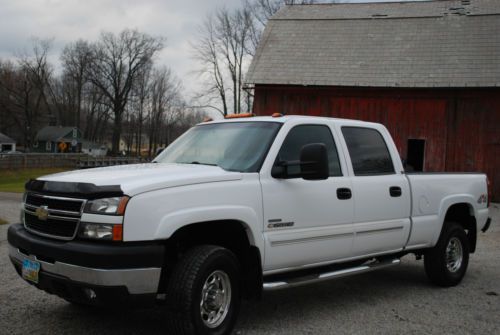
left=263, top=258, right=400, bottom=291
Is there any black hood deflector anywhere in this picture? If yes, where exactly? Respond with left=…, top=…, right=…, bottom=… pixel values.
left=25, top=179, right=124, bottom=199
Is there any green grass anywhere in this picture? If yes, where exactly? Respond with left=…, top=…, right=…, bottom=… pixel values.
left=0, top=168, right=70, bottom=193
left=0, top=218, right=8, bottom=225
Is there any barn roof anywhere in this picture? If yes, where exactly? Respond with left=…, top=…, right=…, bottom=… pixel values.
left=245, top=0, right=500, bottom=88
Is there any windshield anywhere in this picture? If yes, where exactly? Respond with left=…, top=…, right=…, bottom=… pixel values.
left=154, top=121, right=282, bottom=172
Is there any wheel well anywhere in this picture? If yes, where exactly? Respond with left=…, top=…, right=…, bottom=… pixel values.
left=444, top=203, right=477, bottom=253
left=160, top=220, right=262, bottom=300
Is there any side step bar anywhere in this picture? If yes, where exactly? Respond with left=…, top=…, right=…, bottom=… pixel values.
left=263, top=258, right=401, bottom=291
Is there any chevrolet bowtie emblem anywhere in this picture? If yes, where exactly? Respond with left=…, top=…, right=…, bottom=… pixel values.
left=35, top=205, right=49, bottom=221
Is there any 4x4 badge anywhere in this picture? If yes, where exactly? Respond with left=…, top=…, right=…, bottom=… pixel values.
left=35, top=206, right=49, bottom=221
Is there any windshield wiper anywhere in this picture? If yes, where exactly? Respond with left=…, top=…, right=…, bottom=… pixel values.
left=180, top=161, right=219, bottom=167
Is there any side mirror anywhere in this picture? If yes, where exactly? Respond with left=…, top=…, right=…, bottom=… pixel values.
left=300, top=143, right=329, bottom=180
left=271, top=162, right=287, bottom=179
left=271, top=143, right=329, bottom=180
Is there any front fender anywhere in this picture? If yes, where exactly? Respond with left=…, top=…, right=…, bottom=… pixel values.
left=154, top=205, right=264, bottom=252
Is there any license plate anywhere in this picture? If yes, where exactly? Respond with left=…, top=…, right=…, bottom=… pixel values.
left=22, top=259, right=41, bottom=284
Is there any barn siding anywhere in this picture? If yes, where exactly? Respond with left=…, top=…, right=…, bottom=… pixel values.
left=253, top=85, right=500, bottom=200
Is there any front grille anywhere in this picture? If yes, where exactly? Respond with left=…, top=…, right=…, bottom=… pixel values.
left=24, top=212, right=78, bottom=238
left=23, top=193, right=86, bottom=240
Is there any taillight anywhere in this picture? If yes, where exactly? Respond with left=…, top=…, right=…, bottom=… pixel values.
left=487, top=176, right=491, bottom=207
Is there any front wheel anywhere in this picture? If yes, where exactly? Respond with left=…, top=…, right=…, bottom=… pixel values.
left=424, top=222, right=470, bottom=287
left=166, top=245, right=241, bottom=335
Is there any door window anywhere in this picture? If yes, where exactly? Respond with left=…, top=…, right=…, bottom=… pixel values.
left=342, top=127, right=395, bottom=176
left=276, top=125, right=342, bottom=177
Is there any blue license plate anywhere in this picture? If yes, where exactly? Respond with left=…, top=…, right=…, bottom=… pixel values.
left=22, top=259, right=41, bottom=284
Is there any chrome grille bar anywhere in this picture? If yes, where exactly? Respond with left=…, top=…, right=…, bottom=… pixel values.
left=24, top=204, right=81, bottom=218
left=23, top=192, right=87, bottom=240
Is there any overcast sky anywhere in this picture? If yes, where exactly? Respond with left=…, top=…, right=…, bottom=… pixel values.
left=0, top=0, right=422, bottom=100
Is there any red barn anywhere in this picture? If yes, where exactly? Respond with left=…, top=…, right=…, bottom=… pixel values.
left=245, top=0, right=500, bottom=200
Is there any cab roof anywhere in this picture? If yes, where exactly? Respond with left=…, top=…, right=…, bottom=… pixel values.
left=203, top=115, right=378, bottom=127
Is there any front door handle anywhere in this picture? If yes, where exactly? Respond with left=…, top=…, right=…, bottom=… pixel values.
left=337, top=188, right=352, bottom=200
left=390, top=186, right=402, bottom=197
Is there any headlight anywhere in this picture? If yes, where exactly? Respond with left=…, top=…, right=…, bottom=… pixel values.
left=78, top=223, right=123, bottom=241
left=84, top=196, right=129, bottom=215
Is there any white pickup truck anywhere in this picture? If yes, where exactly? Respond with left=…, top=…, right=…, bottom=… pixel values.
left=8, top=115, right=491, bottom=335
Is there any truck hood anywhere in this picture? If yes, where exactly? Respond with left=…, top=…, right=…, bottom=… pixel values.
left=37, top=163, right=243, bottom=196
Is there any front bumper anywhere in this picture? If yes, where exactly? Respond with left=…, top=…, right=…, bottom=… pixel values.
left=8, top=224, right=165, bottom=306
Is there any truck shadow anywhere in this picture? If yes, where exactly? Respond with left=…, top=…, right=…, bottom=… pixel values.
left=46, top=260, right=431, bottom=334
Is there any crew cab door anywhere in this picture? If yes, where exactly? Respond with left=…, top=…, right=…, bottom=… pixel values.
left=339, top=125, right=411, bottom=256
left=260, top=123, right=354, bottom=273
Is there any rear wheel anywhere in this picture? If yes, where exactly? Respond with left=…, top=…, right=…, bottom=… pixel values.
left=166, top=245, right=241, bottom=335
left=424, top=222, right=469, bottom=287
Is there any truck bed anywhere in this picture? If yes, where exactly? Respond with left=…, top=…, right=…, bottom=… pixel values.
left=404, top=172, right=489, bottom=250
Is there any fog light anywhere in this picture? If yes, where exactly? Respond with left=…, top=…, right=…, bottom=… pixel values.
left=79, top=223, right=114, bottom=240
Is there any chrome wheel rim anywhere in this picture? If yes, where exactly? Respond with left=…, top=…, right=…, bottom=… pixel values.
left=200, top=270, right=231, bottom=328
left=446, top=237, right=463, bottom=273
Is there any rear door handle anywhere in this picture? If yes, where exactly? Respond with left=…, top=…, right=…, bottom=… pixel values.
left=390, top=186, right=402, bottom=197
left=337, top=188, right=352, bottom=200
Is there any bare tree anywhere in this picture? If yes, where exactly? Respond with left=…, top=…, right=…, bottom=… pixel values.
left=86, top=29, right=164, bottom=154
left=82, top=84, right=111, bottom=142
left=192, top=7, right=255, bottom=116
left=163, top=99, right=185, bottom=146
left=1, top=31, right=204, bottom=153
left=0, top=39, right=56, bottom=150
left=130, top=62, right=153, bottom=154
left=0, top=60, right=34, bottom=145
left=60, top=40, right=93, bottom=129
left=192, top=14, right=229, bottom=116
left=18, top=39, right=61, bottom=122
left=147, top=66, right=183, bottom=155
left=217, top=7, right=254, bottom=114
left=193, top=1, right=321, bottom=116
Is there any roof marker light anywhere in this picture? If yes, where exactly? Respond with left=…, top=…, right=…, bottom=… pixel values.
left=224, top=113, right=255, bottom=119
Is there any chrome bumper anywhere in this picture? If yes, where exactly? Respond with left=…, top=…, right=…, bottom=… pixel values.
left=8, top=245, right=161, bottom=295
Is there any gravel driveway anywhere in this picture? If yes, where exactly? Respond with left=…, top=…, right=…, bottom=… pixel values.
left=1, top=192, right=499, bottom=334
left=0, top=192, right=21, bottom=243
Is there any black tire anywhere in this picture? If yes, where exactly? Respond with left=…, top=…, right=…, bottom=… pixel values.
left=424, top=222, right=469, bottom=287
left=166, top=245, right=241, bottom=335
